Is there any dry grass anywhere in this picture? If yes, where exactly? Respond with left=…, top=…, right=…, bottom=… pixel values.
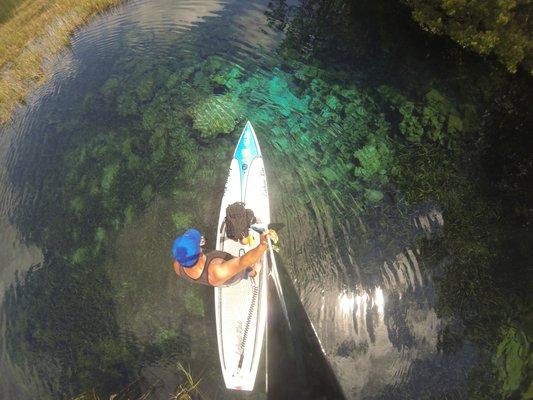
left=0, top=0, right=123, bottom=125
left=70, top=363, right=204, bottom=400
left=170, top=363, right=205, bottom=400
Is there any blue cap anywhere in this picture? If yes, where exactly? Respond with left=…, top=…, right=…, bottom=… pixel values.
left=172, top=228, right=201, bottom=267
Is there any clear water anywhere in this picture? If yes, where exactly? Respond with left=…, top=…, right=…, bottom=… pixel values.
left=0, top=0, right=531, bottom=399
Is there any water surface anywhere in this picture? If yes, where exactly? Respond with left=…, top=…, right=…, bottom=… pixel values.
left=0, top=0, right=531, bottom=399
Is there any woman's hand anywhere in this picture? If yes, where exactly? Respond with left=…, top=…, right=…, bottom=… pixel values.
left=260, top=229, right=278, bottom=245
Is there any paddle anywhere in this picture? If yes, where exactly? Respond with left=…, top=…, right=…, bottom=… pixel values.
left=251, top=224, right=291, bottom=330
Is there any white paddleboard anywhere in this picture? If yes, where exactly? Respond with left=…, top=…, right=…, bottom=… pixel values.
left=215, top=121, right=269, bottom=391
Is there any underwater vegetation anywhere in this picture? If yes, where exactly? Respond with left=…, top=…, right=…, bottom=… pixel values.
left=4, top=52, right=232, bottom=398
left=3, top=0, right=532, bottom=398
left=266, top=0, right=533, bottom=398
left=493, top=327, right=532, bottom=398
left=165, top=48, right=530, bottom=397
left=188, top=94, right=241, bottom=139
left=9, top=33, right=532, bottom=395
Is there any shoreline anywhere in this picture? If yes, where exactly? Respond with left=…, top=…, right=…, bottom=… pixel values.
left=0, top=0, right=124, bottom=126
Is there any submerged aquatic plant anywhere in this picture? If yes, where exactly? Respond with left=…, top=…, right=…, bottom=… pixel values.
left=493, top=326, right=532, bottom=398
left=7, top=2, right=531, bottom=393
left=353, top=143, right=392, bottom=185
left=188, top=95, right=241, bottom=139
left=183, top=288, right=205, bottom=318
left=101, top=163, right=120, bottom=193
left=211, top=65, right=243, bottom=90
left=378, top=85, right=471, bottom=147
left=117, top=94, right=138, bottom=117
left=171, top=211, right=192, bottom=231
left=100, top=77, right=120, bottom=99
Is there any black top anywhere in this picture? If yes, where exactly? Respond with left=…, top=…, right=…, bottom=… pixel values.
left=179, top=250, right=235, bottom=286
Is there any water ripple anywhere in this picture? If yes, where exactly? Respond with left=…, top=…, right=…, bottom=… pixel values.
left=0, top=0, right=468, bottom=398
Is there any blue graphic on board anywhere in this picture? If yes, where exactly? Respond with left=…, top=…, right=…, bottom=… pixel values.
left=233, top=121, right=261, bottom=199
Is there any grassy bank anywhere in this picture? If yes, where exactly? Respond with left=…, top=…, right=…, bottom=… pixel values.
left=0, top=0, right=123, bottom=125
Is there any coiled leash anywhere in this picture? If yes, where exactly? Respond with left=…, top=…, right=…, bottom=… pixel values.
left=237, top=276, right=259, bottom=369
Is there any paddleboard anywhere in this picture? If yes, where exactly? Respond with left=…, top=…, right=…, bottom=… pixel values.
left=215, top=121, right=269, bottom=391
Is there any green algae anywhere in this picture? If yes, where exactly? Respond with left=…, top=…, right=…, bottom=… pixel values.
left=183, top=288, right=205, bottom=318
left=70, top=196, right=85, bottom=215
left=353, top=143, right=392, bottom=185
left=116, top=94, right=138, bottom=117
left=100, top=77, right=119, bottom=99
left=294, top=64, right=320, bottom=81
left=171, top=211, right=192, bottom=230
left=267, top=74, right=310, bottom=116
left=364, top=188, right=384, bottom=203
left=493, top=326, right=532, bottom=398
left=136, top=77, right=155, bottom=103
left=123, top=205, right=135, bottom=224
left=325, top=95, right=340, bottom=111
left=140, top=185, right=153, bottom=204
left=72, top=247, right=90, bottom=264
left=101, top=163, right=120, bottom=193
left=211, top=65, right=242, bottom=89
left=246, top=63, right=395, bottom=206
left=188, top=94, right=240, bottom=139
left=165, top=55, right=398, bottom=213
left=378, top=85, right=471, bottom=147
left=95, top=227, right=106, bottom=242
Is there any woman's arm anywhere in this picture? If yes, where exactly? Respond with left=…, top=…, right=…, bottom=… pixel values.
left=209, top=233, right=270, bottom=286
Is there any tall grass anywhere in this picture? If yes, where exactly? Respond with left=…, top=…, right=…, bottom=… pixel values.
left=0, top=0, right=123, bottom=125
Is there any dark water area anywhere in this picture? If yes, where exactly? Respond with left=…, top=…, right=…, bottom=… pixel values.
left=0, top=0, right=532, bottom=399
left=268, top=258, right=346, bottom=400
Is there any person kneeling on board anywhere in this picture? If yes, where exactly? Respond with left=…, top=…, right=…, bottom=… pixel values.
left=171, top=228, right=276, bottom=287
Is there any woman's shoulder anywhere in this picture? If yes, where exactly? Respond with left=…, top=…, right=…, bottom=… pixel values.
left=205, top=249, right=234, bottom=261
